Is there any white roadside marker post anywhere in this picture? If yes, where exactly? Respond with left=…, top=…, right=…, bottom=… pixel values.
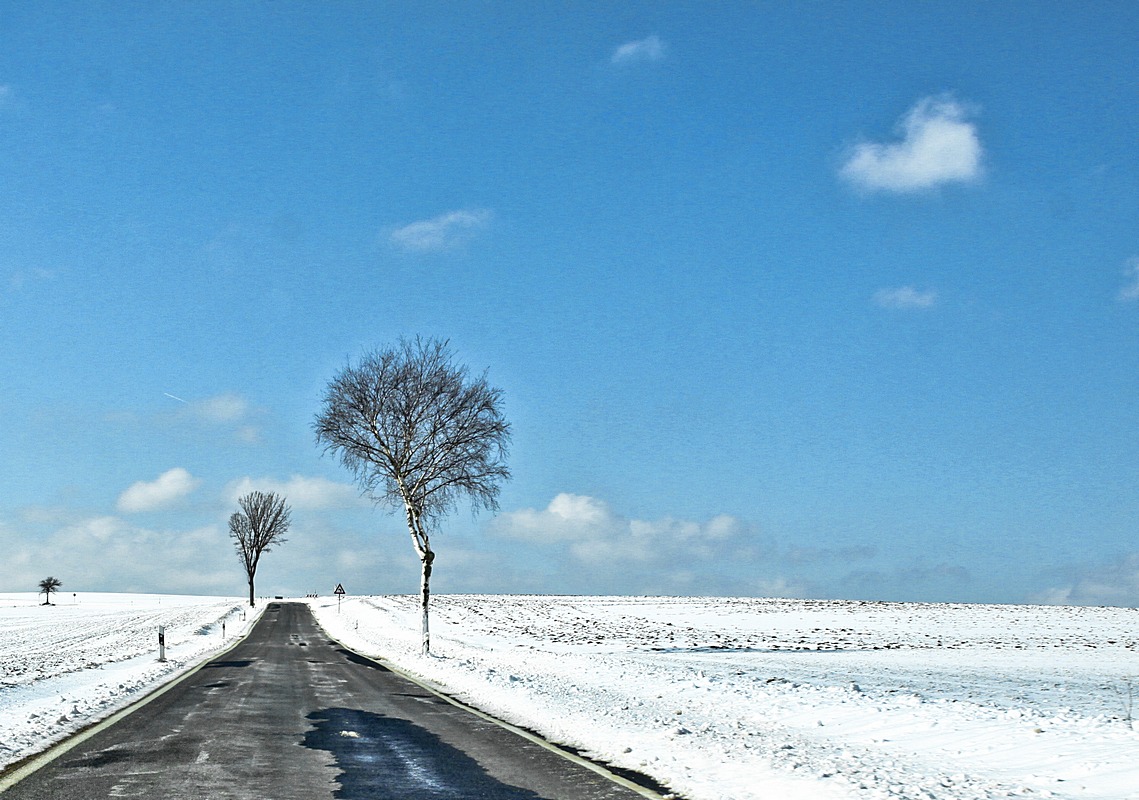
left=158, top=626, right=166, bottom=662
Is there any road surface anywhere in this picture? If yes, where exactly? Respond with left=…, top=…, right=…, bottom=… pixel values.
left=2, top=602, right=657, bottom=799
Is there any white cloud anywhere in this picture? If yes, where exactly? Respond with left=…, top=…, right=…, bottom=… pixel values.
left=0, top=503, right=394, bottom=597
left=117, top=468, right=200, bottom=513
left=841, top=96, right=983, bottom=192
left=493, top=494, right=609, bottom=543
left=0, top=514, right=234, bottom=595
left=7, top=268, right=55, bottom=293
left=191, top=393, right=249, bottom=423
left=1118, top=257, right=1139, bottom=301
left=235, top=425, right=261, bottom=445
left=1034, top=553, right=1139, bottom=607
left=751, top=576, right=808, bottom=598
left=547, top=492, right=611, bottom=527
left=225, top=475, right=365, bottom=511
left=160, top=393, right=260, bottom=443
left=390, top=209, right=492, bottom=252
left=494, top=493, right=748, bottom=565
left=611, top=35, right=666, bottom=65
left=874, top=286, right=937, bottom=309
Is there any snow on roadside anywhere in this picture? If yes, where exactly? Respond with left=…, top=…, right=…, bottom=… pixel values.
left=309, top=595, right=1139, bottom=800
left=0, top=592, right=260, bottom=771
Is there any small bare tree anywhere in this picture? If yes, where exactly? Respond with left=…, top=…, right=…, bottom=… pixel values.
left=229, top=491, right=291, bottom=607
left=314, top=337, right=511, bottom=654
left=38, top=576, right=62, bottom=606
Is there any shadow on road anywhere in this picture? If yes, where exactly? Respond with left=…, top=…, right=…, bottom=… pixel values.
left=303, top=707, right=548, bottom=800
left=333, top=648, right=393, bottom=672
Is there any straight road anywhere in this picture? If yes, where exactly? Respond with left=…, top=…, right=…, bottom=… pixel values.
left=3, top=603, right=655, bottom=800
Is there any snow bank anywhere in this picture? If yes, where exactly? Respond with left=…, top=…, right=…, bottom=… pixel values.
left=309, top=595, right=1139, bottom=800
left=0, top=592, right=260, bottom=770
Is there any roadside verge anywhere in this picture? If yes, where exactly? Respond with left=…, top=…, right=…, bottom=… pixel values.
left=0, top=611, right=263, bottom=793
left=313, top=619, right=675, bottom=800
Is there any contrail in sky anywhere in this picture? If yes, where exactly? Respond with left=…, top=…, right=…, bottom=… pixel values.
left=164, top=393, right=188, bottom=403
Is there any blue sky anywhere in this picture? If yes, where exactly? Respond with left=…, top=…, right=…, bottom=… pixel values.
left=2, top=3, right=1138, bottom=605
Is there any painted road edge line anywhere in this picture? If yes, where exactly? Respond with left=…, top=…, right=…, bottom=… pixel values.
left=316, top=626, right=671, bottom=800
left=0, top=611, right=262, bottom=794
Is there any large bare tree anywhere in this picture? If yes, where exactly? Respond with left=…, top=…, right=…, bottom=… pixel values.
left=314, top=337, right=511, bottom=654
left=229, top=491, right=291, bottom=607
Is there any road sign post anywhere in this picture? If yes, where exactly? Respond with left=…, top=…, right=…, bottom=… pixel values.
left=334, top=583, right=345, bottom=613
left=158, top=625, right=166, bottom=662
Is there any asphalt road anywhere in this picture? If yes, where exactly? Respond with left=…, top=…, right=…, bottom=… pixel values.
left=3, top=603, right=655, bottom=800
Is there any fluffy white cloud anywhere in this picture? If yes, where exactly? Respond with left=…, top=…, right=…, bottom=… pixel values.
left=874, top=286, right=937, bottom=309
left=611, top=35, right=666, bottom=65
left=494, top=493, right=747, bottom=565
left=225, top=475, right=365, bottom=510
left=117, top=468, right=200, bottom=513
left=841, top=96, right=982, bottom=192
left=498, top=493, right=612, bottom=544
left=1118, top=257, right=1139, bottom=301
left=390, top=209, right=492, bottom=252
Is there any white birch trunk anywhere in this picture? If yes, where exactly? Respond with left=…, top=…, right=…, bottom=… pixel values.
left=420, top=555, right=431, bottom=655
left=402, top=492, right=434, bottom=655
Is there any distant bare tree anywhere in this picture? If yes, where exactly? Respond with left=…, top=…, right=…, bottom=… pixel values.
left=314, top=337, right=511, bottom=654
left=229, top=491, right=291, bottom=607
left=38, top=576, right=62, bottom=606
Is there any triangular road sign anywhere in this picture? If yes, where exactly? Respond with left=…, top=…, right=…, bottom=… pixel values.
left=334, top=583, right=346, bottom=595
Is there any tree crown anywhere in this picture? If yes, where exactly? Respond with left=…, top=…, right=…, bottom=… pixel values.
left=38, top=576, right=62, bottom=593
left=314, top=337, right=511, bottom=528
left=229, top=491, right=291, bottom=574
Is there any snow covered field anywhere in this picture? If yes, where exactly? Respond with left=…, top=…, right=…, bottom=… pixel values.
left=310, top=595, right=1139, bottom=800
left=2, top=593, right=1136, bottom=799
left=0, top=592, right=257, bottom=771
